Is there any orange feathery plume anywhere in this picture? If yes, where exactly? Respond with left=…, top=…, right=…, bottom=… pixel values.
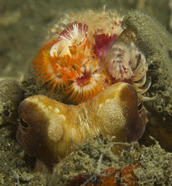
left=33, top=23, right=110, bottom=103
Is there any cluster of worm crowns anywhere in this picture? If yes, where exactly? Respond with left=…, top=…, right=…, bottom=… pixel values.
left=33, top=10, right=150, bottom=104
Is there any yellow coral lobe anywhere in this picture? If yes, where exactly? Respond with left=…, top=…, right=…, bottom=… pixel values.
left=17, top=82, right=147, bottom=168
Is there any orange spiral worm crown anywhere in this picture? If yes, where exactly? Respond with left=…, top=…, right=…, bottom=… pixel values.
left=33, top=22, right=111, bottom=104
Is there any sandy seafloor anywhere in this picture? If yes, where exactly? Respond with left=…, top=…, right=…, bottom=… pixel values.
left=0, top=0, right=172, bottom=185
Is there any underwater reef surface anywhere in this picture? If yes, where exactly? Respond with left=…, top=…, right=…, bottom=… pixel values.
left=0, top=0, right=172, bottom=185
left=123, top=10, right=172, bottom=151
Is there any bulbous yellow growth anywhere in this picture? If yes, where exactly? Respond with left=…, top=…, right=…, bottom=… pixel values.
left=17, top=82, right=147, bottom=169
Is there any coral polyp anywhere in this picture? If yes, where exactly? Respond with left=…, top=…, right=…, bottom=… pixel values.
left=33, top=10, right=149, bottom=104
